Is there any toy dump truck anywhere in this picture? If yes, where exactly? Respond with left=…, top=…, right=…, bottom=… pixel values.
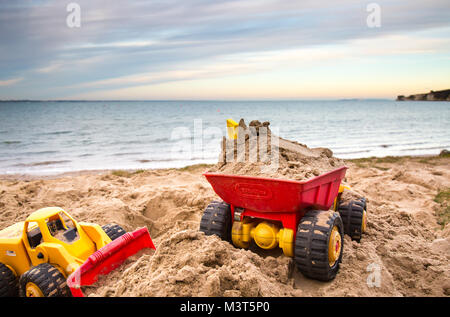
left=200, top=169, right=367, bottom=281
left=0, top=207, right=155, bottom=297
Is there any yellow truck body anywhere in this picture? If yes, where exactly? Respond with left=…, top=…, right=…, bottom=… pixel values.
left=0, top=207, right=112, bottom=278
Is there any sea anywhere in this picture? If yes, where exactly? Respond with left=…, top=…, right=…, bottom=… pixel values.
left=0, top=100, right=449, bottom=175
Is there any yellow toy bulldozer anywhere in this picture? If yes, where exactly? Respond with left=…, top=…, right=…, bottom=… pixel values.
left=0, top=207, right=153, bottom=297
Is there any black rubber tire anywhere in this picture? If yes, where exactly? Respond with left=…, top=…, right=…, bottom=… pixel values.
left=102, top=224, right=126, bottom=241
left=0, top=263, right=18, bottom=297
left=294, top=210, right=344, bottom=282
left=338, top=198, right=366, bottom=242
left=19, top=263, right=70, bottom=297
left=199, top=200, right=231, bottom=241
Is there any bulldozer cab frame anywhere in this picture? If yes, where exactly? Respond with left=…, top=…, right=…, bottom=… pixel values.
left=21, top=207, right=96, bottom=272
left=24, top=210, right=79, bottom=249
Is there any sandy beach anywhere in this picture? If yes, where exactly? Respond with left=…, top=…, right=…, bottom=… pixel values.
left=1, top=154, right=449, bottom=297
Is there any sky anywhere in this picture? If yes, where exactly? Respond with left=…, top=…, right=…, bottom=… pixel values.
left=0, top=0, right=449, bottom=100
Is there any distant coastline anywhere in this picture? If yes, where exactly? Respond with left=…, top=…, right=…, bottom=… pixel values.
left=397, top=89, right=450, bottom=101
left=0, top=98, right=392, bottom=102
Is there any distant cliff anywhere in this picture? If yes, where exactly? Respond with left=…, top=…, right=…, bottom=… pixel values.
left=397, top=89, right=450, bottom=101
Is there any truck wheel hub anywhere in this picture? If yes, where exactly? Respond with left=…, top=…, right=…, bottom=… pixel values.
left=328, top=226, right=342, bottom=267
left=26, top=282, right=44, bottom=297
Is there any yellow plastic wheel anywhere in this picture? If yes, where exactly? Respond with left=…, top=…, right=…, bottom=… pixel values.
left=295, top=210, right=344, bottom=281
left=20, top=263, right=71, bottom=297
left=328, top=226, right=342, bottom=267
left=361, top=210, right=367, bottom=233
left=25, top=282, right=44, bottom=297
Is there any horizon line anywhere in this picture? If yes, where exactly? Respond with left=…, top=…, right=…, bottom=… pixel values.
left=0, top=98, right=394, bottom=102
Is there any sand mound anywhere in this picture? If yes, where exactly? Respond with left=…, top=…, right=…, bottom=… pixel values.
left=209, top=119, right=344, bottom=180
left=87, top=229, right=299, bottom=297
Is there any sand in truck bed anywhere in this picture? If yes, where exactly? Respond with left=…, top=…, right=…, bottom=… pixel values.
left=208, top=119, right=345, bottom=181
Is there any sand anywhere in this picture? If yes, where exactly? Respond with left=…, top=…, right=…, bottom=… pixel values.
left=1, top=150, right=449, bottom=297
left=209, top=119, right=345, bottom=180
left=86, top=229, right=297, bottom=297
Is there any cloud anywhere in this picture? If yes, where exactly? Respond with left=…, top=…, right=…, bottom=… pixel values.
left=35, top=62, right=62, bottom=73
left=1, top=0, right=450, bottom=99
left=0, top=77, right=23, bottom=86
left=65, top=31, right=450, bottom=93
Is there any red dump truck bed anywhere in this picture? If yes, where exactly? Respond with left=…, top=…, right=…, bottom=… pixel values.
left=204, top=166, right=347, bottom=213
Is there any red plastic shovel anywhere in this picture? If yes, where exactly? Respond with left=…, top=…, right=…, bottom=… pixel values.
left=67, top=227, right=155, bottom=297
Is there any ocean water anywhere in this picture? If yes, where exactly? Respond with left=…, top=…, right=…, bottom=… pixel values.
left=0, top=100, right=449, bottom=175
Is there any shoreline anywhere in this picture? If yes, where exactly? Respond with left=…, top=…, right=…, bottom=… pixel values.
left=0, top=154, right=447, bottom=181
left=0, top=163, right=214, bottom=181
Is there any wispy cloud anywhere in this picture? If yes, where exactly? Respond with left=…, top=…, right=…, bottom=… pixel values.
left=0, top=77, right=23, bottom=86
left=67, top=31, right=450, bottom=92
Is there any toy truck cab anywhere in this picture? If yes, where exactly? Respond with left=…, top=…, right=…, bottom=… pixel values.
left=20, top=207, right=110, bottom=276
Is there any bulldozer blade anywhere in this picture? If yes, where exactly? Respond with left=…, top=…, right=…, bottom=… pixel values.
left=67, top=227, right=155, bottom=297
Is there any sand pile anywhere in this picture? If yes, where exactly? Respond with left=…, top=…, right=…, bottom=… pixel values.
left=209, top=119, right=345, bottom=180
left=86, top=229, right=299, bottom=297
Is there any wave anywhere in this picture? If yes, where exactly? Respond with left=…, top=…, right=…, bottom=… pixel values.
left=112, top=140, right=146, bottom=146
left=2, top=141, right=21, bottom=144
left=151, top=137, right=170, bottom=143
left=135, top=155, right=218, bottom=163
left=20, top=150, right=59, bottom=155
left=12, top=160, right=71, bottom=167
left=112, top=152, right=145, bottom=157
left=397, top=142, right=427, bottom=146
left=400, top=146, right=449, bottom=152
left=330, top=141, right=428, bottom=151
left=136, top=158, right=184, bottom=163
left=378, top=142, right=426, bottom=148
left=104, top=137, right=173, bottom=147
left=334, top=150, right=371, bottom=155
left=40, top=130, right=73, bottom=136
left=123, top=137, right=171, bottom=144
